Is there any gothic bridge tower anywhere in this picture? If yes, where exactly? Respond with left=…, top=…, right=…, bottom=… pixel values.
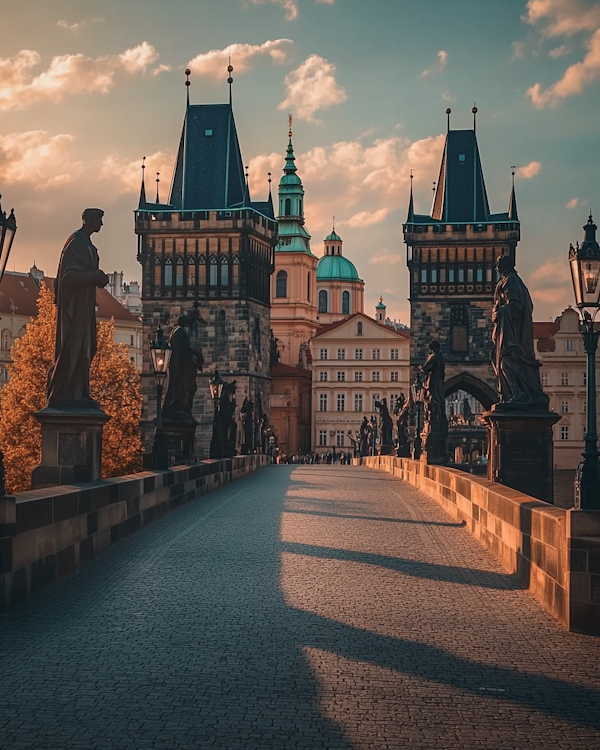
left=403, top=108, right=520, bottom=410
left=135, top=73, right=276, bottom=456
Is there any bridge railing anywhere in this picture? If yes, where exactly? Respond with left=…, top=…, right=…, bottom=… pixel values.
left=355, top=455, right=600, bottom=636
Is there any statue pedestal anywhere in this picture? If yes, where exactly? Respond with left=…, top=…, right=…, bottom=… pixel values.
left=483, top=408, right=560, bottom=503
left=32, top=407, right=110, bottom=489
left=163, top=418, right=197, bottom=465
left=421, top=429, right=448, bottom=466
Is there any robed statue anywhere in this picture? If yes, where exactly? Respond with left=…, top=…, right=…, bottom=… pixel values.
left=375, top=398, right=393, bottom=455
left=359, top=416, right=371, bottom=457
left=47, top=208, right=109, bottom=409
left=419, top=340, right=448, bottom=464
left=492, top=255, right=548, bottom=409
left=210, top=380, right=238, bottom=459
left=163, top=313, right=204, bottom=421
left=395, top=393, right=410, bottom=451
left=241, top=397, right=254, bottom=455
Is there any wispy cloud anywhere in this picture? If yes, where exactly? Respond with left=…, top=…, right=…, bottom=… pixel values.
left=245, top=0, right=335, bottom=20
left=420, top=50, right=448, bottom=77
left=187, top=39, right=293, bottom=78
left=524, top=0, right=600, bottom=107
left=278, top=54, right=347, bottom=122
left=0, top=42, right=160, bottom=111
left=370, top=251, right=402, bottom=265
left=511, top=40, right=526, bottom=60
left=57, top=18, right=104, bottom=32
left=0, top=130, right=81, bottom=189
left=516, top=160, right=541, bottom=178
left=566, top=197, right=579, bottom=208
left=549, top=44, right=569, bottom=57
left=101, top=151, right=174, bottom=195
left=343, top=208, right=389, bottom=228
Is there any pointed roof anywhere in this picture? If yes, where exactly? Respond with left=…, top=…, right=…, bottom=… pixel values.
left=407, top=176, right=414, bottom=222
left=431, top=129, right=490, bottom=222
left=138, top=159, right=147, bottom=209
left=169, top=104, right=246, bottom=210
left=325, top=229, right=342, bottom=242
left=279, top=136, right=302, bottom=188
left=508, top=179, right=518, bottom=221
left=376, top=296, right=386, bottom=310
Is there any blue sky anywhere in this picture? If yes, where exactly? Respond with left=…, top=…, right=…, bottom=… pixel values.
left=1, top=0, right=599, bottom=323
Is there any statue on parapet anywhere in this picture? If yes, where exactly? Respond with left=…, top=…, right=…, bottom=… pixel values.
left=163, top=311, right=204, bottom=422
left=359, top=416, right=371, bottom=457
left=491, top=255, right=549, bottom=410
left=419, top=340, right=448, bottom=464
left=47, top=208, right=109, bottom=409
left=374, top=398, right=393, bottom=455
left=241, top=397, right=254, bottom=454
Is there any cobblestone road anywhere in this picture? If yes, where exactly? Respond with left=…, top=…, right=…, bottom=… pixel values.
left=1, top=465, right=600, bottom=749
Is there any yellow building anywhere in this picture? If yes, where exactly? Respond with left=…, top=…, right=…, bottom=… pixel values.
left=311, top=307, right=410, bottom=452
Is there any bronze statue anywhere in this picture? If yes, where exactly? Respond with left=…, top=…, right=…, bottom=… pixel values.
left=492, top=255, right=548, bottom=409
left=47, top=208, right=109, bottom=409
left=375, top=398, right=393, bottom=455
left=163, top=313, right=204, bottom=421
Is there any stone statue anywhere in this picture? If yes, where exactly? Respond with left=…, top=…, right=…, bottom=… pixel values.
left=420, top=340, right=448, bottom=464
left=462, top=396, right=474, bottom=425
left=492, top=255, right=549, bottom=409
left=210, top=379, right=238, bottom=459
left=163, top=313, right=204, bottom=421
left=241, top=397, right=254, bottom=454
left=359, top=416, right=371, bottom=457
left=47, top=208, right=109, bottom=409
left=395, top=393, right=410, bottom=449
left=375, top=398, right=393, bottom=455
left=270, top=329, right=280, bottom=369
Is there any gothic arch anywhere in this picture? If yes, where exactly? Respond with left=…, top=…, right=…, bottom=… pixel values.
left=444, top=372, right=497, bottom=411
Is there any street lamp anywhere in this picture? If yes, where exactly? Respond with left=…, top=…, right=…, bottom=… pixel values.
left=208, top=370, right=225, bottom=459
left=209, top=369, right=225, bottom=404
left=149, top=326, right=171, bottom=470
left=411, top=372, right=424, bottom=460
left=569, top=214, right=600, bottom=509
left=0, top=196, right=17, bottom=496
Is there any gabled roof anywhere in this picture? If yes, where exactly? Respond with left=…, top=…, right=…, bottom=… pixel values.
left=271, top=362, right=312, bottom=379
left=169, top=104, right=246, bottom=210
left=533, top=322, right=560, bottom=339
left=313, top=312, right=410, bottom=339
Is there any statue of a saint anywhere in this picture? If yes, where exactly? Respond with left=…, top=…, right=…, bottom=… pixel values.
left=270, top=329, right=280, bottom=369
left=163, top=313, right=204, bottom=421
left=47, top=209, right=109, bottom=409
left=396, top=393, right=410, bottom=448
left=375, top=398, right=393, bottom=454
left=359, top=416, right=371, bottom=457
left=492, top=255, right=549, bottom=409
left=241, top=397, right=254, bottom=454
left=462, top=396, right=474, bottom=425
left=420, top=340, right=448, bottom=437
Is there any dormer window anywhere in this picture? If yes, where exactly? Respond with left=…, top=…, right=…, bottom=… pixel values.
left=204, top=129, right=213, bottom=136
left=458, top=154, right=466, bottom=162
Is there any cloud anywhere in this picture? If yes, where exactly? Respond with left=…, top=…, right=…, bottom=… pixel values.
left=441, top=89, right=456, bottom=102
left=527, top=28, right=600, bottom=106
left=421, top=50, right=448, bottom=77
left=524, top=1, right=600, bottom=106
left=527, top=258, right=573, bottom=308
left=566, top=197, right=580, bottom=208
left=516, top=160, right=541, bottom=178
left=0, top=42, right=160, bottom=111
left=511, top=40, right=526, bottom=60
left=151, top=64, right=172, bottom=76
left=343, top=208, right=389, bottom=228
left=245, top=0, right=335, bottom=20
left=369, top=251, right=402, bottom=266
left=187, top=39, right=293, bottom=78
left=549, top=44, right=569, bottom=57
left=0, top=130, right=81, bottom=189
left=101, top=151, right=174, bottom=195
left=57, top=18, right=104, bottom=32
left=248, top=131, right=445, bottom=233
left=278, top=54, right=347, bottom=122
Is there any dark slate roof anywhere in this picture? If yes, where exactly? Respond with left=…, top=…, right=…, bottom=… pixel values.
left=168, top=104, right=246, bottom=210
left=249, top=199, right=275, bottom=220
left=431, top=130, right=491, bottom=223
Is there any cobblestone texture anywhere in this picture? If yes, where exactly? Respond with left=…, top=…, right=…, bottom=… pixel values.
left=1, top=465, right=600, bottom=749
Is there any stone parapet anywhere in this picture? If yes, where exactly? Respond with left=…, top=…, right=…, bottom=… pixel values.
left=355, top=455, right=600, bottom=636
left=0, top=455, right=269, bottom=611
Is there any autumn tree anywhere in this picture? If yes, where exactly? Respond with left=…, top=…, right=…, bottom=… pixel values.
left=0, top=282, right=142, bottom=493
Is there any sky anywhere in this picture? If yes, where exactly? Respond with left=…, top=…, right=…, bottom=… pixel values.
left=1, top=0, right=599, bottom=324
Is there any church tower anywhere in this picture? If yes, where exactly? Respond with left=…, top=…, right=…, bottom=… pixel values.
left=270, top=117, right=318, bottom=367
left=403, top=108, right=520, bottom=410
left=135, top=72, right=276, bottom=456
left=316, top=226, right=364, bottom=324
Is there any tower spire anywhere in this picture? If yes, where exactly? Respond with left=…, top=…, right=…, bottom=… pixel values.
left=268, top=172, right=272, bottom=200
left=508, top=166, right=518, bottom=221
left=472, top=104, right=478, bottom=133
left=155, top=172, right=160, bottom=204
left=185, top=68, right=191, bottom=107
left=227, top=58, right=233, bottom=106
left=446, top=107, right=451, bottom=133
left=138, top=156, right=147, bottom=208
left=407, top=171, right=414, bottom=222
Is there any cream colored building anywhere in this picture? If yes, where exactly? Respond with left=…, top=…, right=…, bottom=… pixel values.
left=534, top=306, right=597, bottom=470
left=311, top=308, right=410, bottom=452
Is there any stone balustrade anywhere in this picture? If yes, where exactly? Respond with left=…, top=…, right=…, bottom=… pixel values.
left=0, top=455, right=269, bottom=611
left=356, top=456, right=600, bottom=636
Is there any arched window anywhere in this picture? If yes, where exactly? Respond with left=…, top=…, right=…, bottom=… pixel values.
left=357, top=321, right=363, bottom=335
left=220, top=256, right=229, bottom=286
left=307, top=271, right=311, bottom=301
left=1, top=329, right=12, bottom=352
left=209, top=255, right=218, bottom=286
left=285, top=198, right=291, bottom=216
left=318, top=289, right=328, bottom=313
left=276, top=270, right=287, bottom=298
left=342, top=291, right=350, bottom=315
left=164, top=256, right=173, bottom=286
left=298, top=198, right=303, bottom=215
left=175, top=256, right=184, bottom=286
left=186, top=255, right=196, bottom=286
left=154, top=255, right=161, bottom=286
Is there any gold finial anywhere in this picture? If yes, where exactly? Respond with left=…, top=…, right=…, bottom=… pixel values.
left=379, top=295, right=383, bottom=303
left=288, top=113, right=293, bottom=139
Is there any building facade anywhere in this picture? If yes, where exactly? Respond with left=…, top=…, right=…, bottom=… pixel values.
left=316, top=229, right=364, bottom=325
left=135, top=94, right=276, bottom=457
left=311, top=311, right=410, bottom=452
left=403, top=110, right=519, bottom=412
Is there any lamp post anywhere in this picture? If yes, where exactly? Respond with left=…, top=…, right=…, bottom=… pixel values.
left=208, top=370, right=224, bottom=458
left=411, top=372, right=424, bottom=460
left=149, top=327, right=171, bottom=470
left=0, top=196, right=17, bottom=496
left=569, top=214, right=600, bottom=509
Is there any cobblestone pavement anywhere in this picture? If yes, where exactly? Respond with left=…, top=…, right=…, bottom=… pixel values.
left=1, top=466, right=600, bottom=750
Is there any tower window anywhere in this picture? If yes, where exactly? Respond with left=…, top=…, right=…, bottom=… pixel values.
left=276, top=270, right=288, bottom=298
left=209, top=256, right=218, bottom=286
left=318, top=289, right=328, bottom=313
left=458, top=268, right=464, bottom=283
left=176, top=257, right=184, bottom=286
left=285, top=198, right=291, bottom=216
left=357, top=322, right=363, bottom=335
left=476, top=267, right=483, bottom=283
left=298, top=198, right=302, bottom=215
left=342, top=291, right=350, bottom=314
left=307, top=271, right=311, bottom=301
left=431, top=267, right=437, bottom=283
left=220, top=256, right=229, bottom=286
left=204, top=129, right=213, bottom=136
left=421, top=268, right=427, bottom=283
left=449, top=267, right=455, bottom=283
left=164, top=256, right=173, bottom=286
left=458, top=154, right=466, bottom=162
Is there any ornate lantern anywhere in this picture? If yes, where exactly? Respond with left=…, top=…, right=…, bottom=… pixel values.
left=149, top=327, right=171, bottom=385
left=569, top=215, right=600, bottom=309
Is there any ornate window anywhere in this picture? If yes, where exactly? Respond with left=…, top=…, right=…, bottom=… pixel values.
left=342, top=291, right=350, bottom=314
left=276, top=270, right=287, bottom=298
left=186, top=255, right=196, bottom=286
left=209, top=255, right=218, bottom=286
left=176, top=256, right=184, bottom=286
left=220, top=256, right=229, bottom=286
left=164, top=256, right=173, bottom=286
left=318, top=290, right=328, bottom=313
left=154, top=255, right=161, bottom=286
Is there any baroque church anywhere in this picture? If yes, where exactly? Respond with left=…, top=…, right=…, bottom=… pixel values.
left=135, top=75, right=276, bottom=457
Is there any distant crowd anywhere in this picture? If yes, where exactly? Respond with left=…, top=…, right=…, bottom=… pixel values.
left=275, top=451, right=354, bottom=465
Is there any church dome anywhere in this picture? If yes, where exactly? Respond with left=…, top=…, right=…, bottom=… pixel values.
left=317, top=254, right=361, bottom=282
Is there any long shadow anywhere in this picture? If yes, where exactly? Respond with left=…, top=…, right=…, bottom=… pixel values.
left=284, top=507, right=466, bottom=527
left=282, top=540, right=522, bottom=590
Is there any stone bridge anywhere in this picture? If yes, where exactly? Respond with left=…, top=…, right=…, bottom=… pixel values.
left=1, top=459, right=600, bottom=749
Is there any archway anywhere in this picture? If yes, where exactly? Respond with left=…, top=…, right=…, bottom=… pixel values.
left=444, top=372, right=497, bottom=469
left=444, top=372, right=497, bottom=411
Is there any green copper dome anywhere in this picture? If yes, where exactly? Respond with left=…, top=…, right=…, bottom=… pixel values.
left=317, top=254, right=362, bottom=282
left=325, top=229, right=342, bottom=242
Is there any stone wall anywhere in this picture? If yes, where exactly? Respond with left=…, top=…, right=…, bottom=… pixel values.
left=356, top=455, right=600, bottom=636
left=0, top=455, right=269, bottom=611
left=142, top=299, right=272, bottom=458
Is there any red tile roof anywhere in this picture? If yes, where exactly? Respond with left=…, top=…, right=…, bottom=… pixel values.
left=314, top=312, right=410, bottom=339
left=533, top=322, right=560, bottom=339
left=271, top=362, right=312, bottom=378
